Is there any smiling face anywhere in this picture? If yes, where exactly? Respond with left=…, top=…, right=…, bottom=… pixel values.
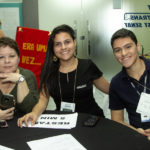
left=53, top=32, right=76, bottom=62
left=113, top=37, right=140, bottom=69
left=0, top=46, right=19, bottom=73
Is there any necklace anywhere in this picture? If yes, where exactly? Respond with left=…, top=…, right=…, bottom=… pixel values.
left=133, top=75, right=150, bottom=92
left=67, top=73, right=69, bottom=83
left=59, top=58, right=77, bottom=84
left=58, top=68, right=77, bottom=103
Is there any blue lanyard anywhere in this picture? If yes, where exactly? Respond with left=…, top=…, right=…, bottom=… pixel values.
left=130, top=75, right=147, bottom=96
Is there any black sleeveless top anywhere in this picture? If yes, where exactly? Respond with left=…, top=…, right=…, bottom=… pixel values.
left=51, top=58, right=104, bottom=117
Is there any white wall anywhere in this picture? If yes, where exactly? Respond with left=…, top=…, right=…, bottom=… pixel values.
left=38, top=0, right=81, bottom=31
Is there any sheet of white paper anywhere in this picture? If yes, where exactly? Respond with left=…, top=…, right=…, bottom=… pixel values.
left=0, top=145, right=14, bottom=150
left=23, top=113, right=78, bottom=129
left=27, top=134, right=87, bottom=150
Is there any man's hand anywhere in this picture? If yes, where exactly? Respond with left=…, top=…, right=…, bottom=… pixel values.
left=144, top=129, right=150, bottom=140
left=137, top=128, right=150, bottom=140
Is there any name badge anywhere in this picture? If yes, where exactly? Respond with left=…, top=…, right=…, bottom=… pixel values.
left=136, top=92, right=150, bottom=116
left=141, top=114, right=150, bottom=122
left=60, top=101, right=75, bottom=112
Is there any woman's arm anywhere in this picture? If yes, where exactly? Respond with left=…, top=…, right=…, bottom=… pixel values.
left=93, top=76, right=110, bottom=94
left=17, top=90, right=49, bottom=127
left=16, top=68, right=39, bottom=112
left=17, top=77, right=29, bottom=103
left=32, top=90, right=49, bottom=116
left=0, top=68, right=39, bottom=112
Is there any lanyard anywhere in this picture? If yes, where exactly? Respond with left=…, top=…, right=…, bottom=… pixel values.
left=58, top=69, right=77, bottom=103
left=130, top=75, right=147, bottom=96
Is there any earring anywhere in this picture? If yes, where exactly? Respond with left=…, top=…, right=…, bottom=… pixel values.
left=74, top=50, right=77, bottom=57
left=53, top=56, right=58, bottom=62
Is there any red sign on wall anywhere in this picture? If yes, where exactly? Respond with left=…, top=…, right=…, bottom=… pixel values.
left=16, top=27, right=49, bottom=88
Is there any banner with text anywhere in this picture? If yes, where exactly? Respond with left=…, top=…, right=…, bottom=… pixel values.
left=16, top=27, right=49, bottom=87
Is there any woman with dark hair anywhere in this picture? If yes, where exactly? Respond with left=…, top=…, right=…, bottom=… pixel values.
left=0, top=37, right=38, bottom=121
left=18, top=24, right=109, bottom=127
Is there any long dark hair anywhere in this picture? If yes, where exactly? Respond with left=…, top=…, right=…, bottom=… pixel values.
left=39, top=24, right=76, bottom=97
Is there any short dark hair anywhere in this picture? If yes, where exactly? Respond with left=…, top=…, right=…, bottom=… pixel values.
left=0, top=37, right=20, bottom=56
left=111, top=28, right=137, bottom=48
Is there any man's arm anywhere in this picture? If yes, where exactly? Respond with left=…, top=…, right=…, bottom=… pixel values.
left=111, top=109, right=145, bottom=134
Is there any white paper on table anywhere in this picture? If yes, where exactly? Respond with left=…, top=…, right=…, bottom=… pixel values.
left=27, top=134, right=87, bottom=150
left=0, top=145, right=14, bottom=150
left=23, top=113, right=78, bottom=129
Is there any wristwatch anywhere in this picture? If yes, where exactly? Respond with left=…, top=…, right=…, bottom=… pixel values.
left=17, top=75, right=25, bottom=83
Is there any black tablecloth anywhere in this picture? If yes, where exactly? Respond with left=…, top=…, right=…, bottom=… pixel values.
left=0, top=111, right=150, bottom=150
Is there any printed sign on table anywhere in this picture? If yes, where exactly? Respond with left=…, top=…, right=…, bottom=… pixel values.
left=23, top=113, right=78, bottom=129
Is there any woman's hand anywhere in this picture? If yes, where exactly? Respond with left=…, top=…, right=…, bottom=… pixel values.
left=0, top=72, right=21, bottom=83
left=17, top=112, right=38, bottom=128
left=0, top=107, right=15, bottom=120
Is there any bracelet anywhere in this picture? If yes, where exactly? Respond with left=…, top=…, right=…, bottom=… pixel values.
left=17, top=75, right=25, bottom=83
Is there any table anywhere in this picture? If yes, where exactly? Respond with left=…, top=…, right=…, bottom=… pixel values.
left=0, top=111, right=150, bottom=150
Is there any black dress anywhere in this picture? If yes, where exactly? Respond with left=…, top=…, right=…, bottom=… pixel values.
left=51, top=58, right=104, bottom=117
